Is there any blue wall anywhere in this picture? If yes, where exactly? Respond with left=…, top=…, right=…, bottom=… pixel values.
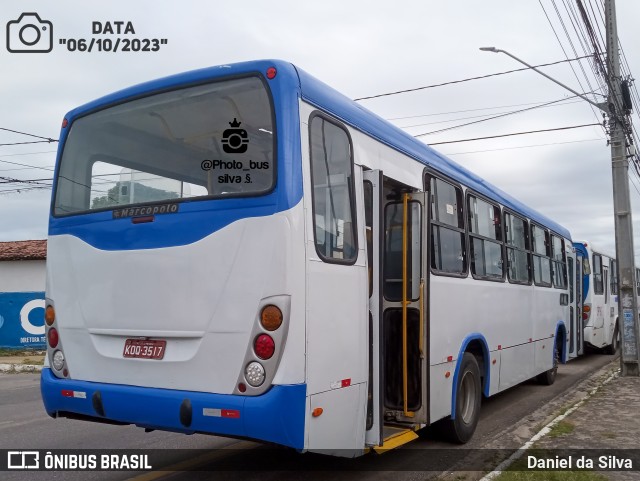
left=0, top=292, right=46, bottom=348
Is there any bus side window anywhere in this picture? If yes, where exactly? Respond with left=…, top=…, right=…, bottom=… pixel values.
left=593, top=254, right=603, bottom=294
left=430, top=177, right=466, bottom=276
left=551, top=235, right=567, bottom=289
left=504, top=212, right=530, bottom=284
left=468, top=194, right=503, bottom=280
left=309, top=115, right=357, bottom=263
left=531, top=224, right=552, bottom=287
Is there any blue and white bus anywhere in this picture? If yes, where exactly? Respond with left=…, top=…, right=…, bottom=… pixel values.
left=41, top=60, right=573, bottom=456
left=571, top=242, right=619, bottom=355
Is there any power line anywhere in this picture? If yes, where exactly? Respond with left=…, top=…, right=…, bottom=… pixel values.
left=423, top=123, right=601, bottom=144
left=441, top=137, right=605, bottom=156
left=396, top=98, right=585, bottom=129
left=353, top=55, right=595, bottom=101
left=0, top=127, right=57, bottom=143
left=414, top=93, right=601, bottom=137
left=0, top=140, right=58, bottom=147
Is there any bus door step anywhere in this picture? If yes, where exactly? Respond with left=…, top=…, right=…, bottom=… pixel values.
left=373, top=426, right=419, bottom=454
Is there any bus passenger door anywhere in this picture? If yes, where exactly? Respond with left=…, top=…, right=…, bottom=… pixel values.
left=363, top=170, right=383, bottom=446
left=381, top=191, right=429, bottom=425
left=568, top=253, right=584, bottom=359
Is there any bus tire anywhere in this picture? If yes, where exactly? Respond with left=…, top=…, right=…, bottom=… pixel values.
left=443, top=352, right=482, bottom=444
left=536, top=338, right=560, bottom=385
left=604, top=324, right=619, bottom=355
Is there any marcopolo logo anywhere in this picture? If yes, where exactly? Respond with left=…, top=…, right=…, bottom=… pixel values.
left=6, top=12, right=53, bottom=53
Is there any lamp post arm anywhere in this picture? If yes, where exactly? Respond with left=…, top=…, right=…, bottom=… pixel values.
left=480, top=47, right=608, bottom=113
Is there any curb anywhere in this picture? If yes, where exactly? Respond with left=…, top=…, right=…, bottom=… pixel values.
left=478, top=365, right=620, bottom=480
left=0, top=363, right=43, bottom=373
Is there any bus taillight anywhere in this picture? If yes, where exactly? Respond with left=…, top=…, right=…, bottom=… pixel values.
left=260, top=305, right=282, bottom=331
left=48, top=328, right=59, bottom=348
left=254, top=334, right=275, bottom=360
left=45, top=306, right=55, bottom=326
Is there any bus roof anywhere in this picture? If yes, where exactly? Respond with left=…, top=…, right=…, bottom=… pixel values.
left=61, top=59, right=571, bottom=239
left=293, top=64, right=571, bottom=239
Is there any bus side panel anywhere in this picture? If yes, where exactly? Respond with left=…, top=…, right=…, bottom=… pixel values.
left=307, top=383, right=367, bottom=455
left=299, top=105, right=368, bottom=451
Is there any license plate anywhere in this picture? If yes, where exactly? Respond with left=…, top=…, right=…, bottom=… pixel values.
left=123, top=339, right=166, bottom=360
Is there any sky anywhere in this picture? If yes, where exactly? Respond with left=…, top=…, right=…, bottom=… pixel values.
left=1, top=0, right=639, bottom=261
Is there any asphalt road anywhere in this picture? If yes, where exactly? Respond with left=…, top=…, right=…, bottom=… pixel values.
left=0, top=351, right=617, bottom=481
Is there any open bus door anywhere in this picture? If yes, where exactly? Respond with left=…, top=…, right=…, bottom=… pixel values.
left=363, top=170, right=383, bottom=447
left=363, top=170, right=429, bottom=449
left=568, top=249, right=585, bottom=359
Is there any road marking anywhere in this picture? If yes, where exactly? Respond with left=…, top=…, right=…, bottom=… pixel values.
left=478, top=368, right=619, bottom=481
left=126, top=440, right=257, bottom=481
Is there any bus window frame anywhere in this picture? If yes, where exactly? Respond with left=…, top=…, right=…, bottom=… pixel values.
left=466, top=190, right=505, bottom=283
left=503, top=208, right=532, bottom=286
left=424, top=170, right=468, bottom=279
left=52, top=73, right=278, bottom=218
left=550, top=234, right=568, bottom=290
left=531, top=222, right=552, bottom=288
left=308, top=111, right=359, bottom=266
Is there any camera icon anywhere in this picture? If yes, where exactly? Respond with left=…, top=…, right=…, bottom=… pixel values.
left=6, top=12, right=53, bottom=53
left=221, top=118, right=249, bottom=154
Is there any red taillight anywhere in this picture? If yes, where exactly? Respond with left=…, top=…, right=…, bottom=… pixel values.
left=254, top=334, right=275, bottom=360
left=62, top=118, right=68, bottom=128
left=48, top=328, right=59, bottom=348
left=583, top=312, right=589, bottom=321
left=266, top=67, right=277, bottom=79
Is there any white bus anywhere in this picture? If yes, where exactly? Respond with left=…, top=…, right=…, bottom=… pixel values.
left=571, top=242, right=619, bottom=355
left=41, top=60, right=571, bottom=456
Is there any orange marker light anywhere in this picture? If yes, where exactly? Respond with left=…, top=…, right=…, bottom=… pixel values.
left=312, top=408, right=323, bottom=417
left=261, top=305, right=283, bottom=331
left=45, top=306, right=55, bottom=326
left=445, top=371, right=451, bottom=378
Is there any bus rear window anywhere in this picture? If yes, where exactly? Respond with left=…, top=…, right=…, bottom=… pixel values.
left=54, top=76, right=275, bottom=216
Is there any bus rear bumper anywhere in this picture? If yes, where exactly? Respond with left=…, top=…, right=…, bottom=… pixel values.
left=40, top=368, right=306, bottom=449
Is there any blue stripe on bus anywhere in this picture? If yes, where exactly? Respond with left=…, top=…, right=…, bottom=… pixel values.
left=40, top=368, right=306, bottom=449
left=49, top=60, right=303, bottom=250
left=450, top=333, right=490, bottom=420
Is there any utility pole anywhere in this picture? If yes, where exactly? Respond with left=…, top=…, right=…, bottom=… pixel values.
left=606, top=0, right=640, bottom=376
left=481, top=0, right=639, bottom=376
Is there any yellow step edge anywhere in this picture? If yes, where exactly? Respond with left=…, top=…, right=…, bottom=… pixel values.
left=373, top=429, right=419, bottom=454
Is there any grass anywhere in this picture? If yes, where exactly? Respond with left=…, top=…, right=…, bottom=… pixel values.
left=547, top=420, right=575, bottom=438
left=0, top=348, right=45, bottom=357
left=22, top=357, right=44, bottom=365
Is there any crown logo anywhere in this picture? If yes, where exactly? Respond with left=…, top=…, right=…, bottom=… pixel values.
left=229, top=118, right=242, bottom=128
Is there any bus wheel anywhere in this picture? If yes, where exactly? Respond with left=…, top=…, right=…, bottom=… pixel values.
left=443, top=352, right=482, bottom=444
left=604, top=325, right=619, bottom=355
left=536, top=339, right=560, bottom=385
